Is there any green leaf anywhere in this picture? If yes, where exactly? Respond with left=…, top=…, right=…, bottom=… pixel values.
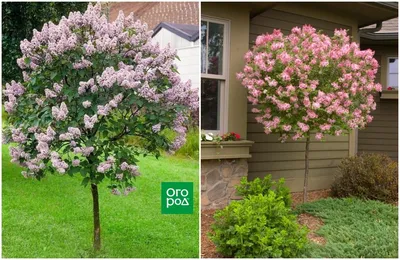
left=81, top=177, right=90, bottom=187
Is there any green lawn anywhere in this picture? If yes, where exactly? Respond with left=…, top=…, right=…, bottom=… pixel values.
left=296, top=198, right=398, bottom=258
left=2, top=144, right=199, bottom=258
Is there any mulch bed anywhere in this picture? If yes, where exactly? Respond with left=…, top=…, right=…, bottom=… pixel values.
left=201, top=189, right=331, bottom=258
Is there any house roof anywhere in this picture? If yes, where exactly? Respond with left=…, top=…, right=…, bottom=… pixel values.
left=245, top=2, right=398, bottom=27
left=363, top=17, right=398, bottom=33
left=109, top=2, right=198, bottom=31
left=360, top=17, right=398, bottom=44
left=152, top=22, right=199, bottom=42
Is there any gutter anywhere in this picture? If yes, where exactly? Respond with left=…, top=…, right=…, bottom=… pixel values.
left=359, top=22, right=382, bottom=33
left=359, top=21, right=398, bottom=41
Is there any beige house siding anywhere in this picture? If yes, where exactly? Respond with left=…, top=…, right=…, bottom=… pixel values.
left=247, top=6, right=358, bottom=191
left=358, top=45, right=398, bottom=160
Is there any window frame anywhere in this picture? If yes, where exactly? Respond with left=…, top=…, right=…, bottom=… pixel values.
left=386, top=56, right=398, bottom=90
left=201, top=16, right=230, bottom=135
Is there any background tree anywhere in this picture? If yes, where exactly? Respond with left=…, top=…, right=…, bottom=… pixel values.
left=3, top=3, right=197, bottom=251
left=2, top=2, right=88, bottom=84
left=237, top=25, right=381, bottom=202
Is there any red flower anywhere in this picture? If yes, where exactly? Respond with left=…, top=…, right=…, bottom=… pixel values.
left=235, top=133, right=240, bottom=140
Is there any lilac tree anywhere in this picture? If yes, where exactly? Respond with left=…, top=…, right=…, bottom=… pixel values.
left=237, top=25, right=381, bottom=202
left=3, top=3, right=197, bottom=250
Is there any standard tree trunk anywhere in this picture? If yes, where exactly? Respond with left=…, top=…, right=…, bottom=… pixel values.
left=303, top=135, right=310, bottom=203
left=91, top=183, right=101, bottom=251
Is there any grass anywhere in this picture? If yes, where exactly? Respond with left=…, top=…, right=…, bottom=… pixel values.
left=2, top=144, right=199, bottom=258
left=296, top=198, right=398, bottom=258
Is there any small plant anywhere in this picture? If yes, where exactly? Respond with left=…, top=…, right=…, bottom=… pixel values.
left=209, top=192, right=308, bottom=258
left=331, top=153, right=398, bottom=203
left=221, top=132, right=240, bottom=141
left=236, top=175, right=291, bottom=208
left=201, top=131, right=240, bottom=142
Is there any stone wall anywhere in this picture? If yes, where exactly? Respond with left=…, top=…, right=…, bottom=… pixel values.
left=201, top=159, right=248, bottom=209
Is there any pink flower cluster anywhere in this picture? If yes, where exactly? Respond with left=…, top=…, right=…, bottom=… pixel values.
left=238, top=25, right=381, bottom=141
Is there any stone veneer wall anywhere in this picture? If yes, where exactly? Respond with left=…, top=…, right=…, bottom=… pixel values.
left=201, top=159, right=248, bottom=209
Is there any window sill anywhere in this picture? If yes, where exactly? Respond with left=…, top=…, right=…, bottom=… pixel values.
left=381, top=90, right=398, bottom=99
left=201, top=140, right=254, bottom=160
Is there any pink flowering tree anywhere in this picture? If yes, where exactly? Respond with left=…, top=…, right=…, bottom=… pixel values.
left=237, top=25, right=381, bottom=202
left=3, top=3, right=197, bottom=251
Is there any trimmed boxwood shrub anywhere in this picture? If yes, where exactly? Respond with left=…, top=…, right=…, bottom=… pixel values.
left=236, top=175, right=292, bottom=207
left=331, top=153, right=398, bottom=203
left=209, top=177, right=308, bottom=258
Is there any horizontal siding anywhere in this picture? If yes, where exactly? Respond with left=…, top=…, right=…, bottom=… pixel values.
left=247, top=8, right=352, bottom=192
left=250, top=168, right=338, bottom=191
left=358, top=98, right=398, bottom=160
left=176, top=46, right=200, bottom=90
left=249, top=9, right=351, bottom=46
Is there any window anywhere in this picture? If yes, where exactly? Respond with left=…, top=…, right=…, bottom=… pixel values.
left=201, top=17, right=229, bottom=133
left=387, top=57, right=398, bottom=90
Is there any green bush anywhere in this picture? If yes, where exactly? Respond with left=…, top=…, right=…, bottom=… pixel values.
left=174, top=127, right=199, bottom=159
left=236, top=175, right=292, bottom=208
left=331, top=153, right=398, bottom=203
left=125, top=127, right=199, bottom=159
left=210, top=192, right=308, bottom=258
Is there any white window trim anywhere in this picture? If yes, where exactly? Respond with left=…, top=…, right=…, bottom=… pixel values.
left=201, top=16, right=231, bottom=135
left=386, top=56, right=398, bottom=90
left=381, top=56, right=399, bottom=99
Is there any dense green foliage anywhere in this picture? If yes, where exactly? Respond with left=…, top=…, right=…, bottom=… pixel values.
left=2, top=144, right=199, bottom=257
left=331, top=153, right=398, bottom=203
left=210, top=177, right=307, bottom=258
left=127, top=127, right=199, bottom=159
left=236, top=175, right=291, bottom=207
left=2, top=2, right=88, bottom=83
left=296, top=198, right=398, bottom=258
left=174, top=127, right=199, bottom=159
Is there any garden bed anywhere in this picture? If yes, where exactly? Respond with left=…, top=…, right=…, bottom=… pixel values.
left=201, top=189, right=398, bottom=258
left=201, top=189, right=331, bottom=258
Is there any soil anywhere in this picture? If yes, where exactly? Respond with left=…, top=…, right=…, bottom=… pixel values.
left=201, top=189, right=331, bottom=258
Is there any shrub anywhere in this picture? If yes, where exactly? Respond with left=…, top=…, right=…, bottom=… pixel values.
left=236, top=175, right=291, bottom=207
left=210, top=192, right=308, bottom=258
left=331, top=153, right=398, bottom=203
left=174, top=127, right=199, bottom=159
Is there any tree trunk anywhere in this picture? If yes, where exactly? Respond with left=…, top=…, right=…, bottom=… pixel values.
left=303, top=135, right=310, bottom=203
left=91, top=183, right=101, bottom=251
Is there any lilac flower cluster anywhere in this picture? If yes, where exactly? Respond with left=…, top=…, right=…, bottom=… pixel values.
left=84, top=114, right=98, bottom=129
left=4, top=3, right=198, bottom=192
left=52, top=102, right=69, bottom=120
left=73, top=146, right=95, bottom=157
left=97, top=156, right=116, bottom=173
left=4, top=81, right=25, bottom=113
left=120, top=162, right=140, bottom=177
left=50, top=151, right=69, bottom=173
left=97, top=93, right=123, bottom=116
